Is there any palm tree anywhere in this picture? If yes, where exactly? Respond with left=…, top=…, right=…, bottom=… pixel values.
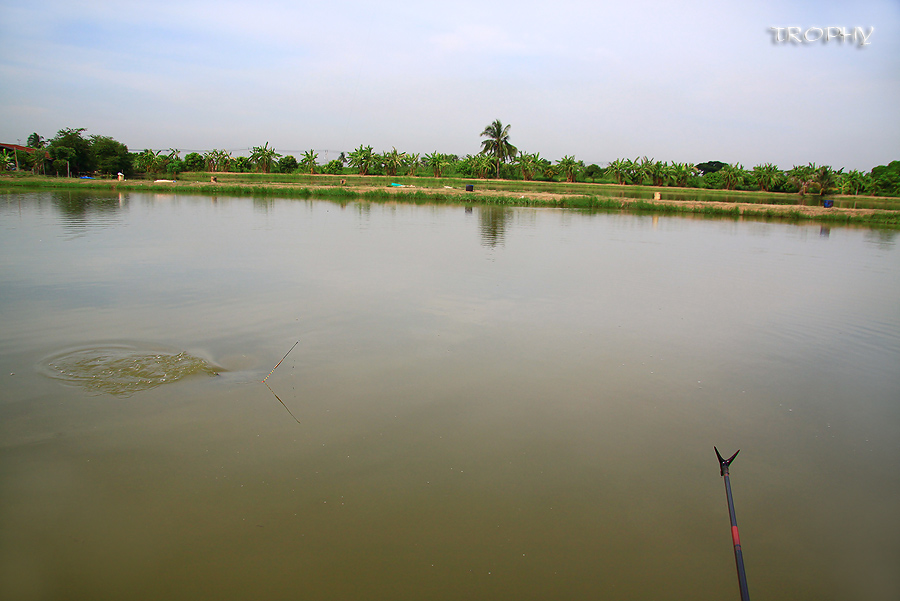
left=301, top=150, right=319, bottom=174
left=812, top=165, right=841, bottom=197
left=788, top=163, right=816, bottom=196
left=405, top=153, right=420, bottom=176
left=27, top=133, right=45, bottom=149
left=348, top=145, right=375, bottom=175
left=381, top=147, right=405, bottom=177
left=841, top=170, right=869, bottom=195
left=646, top=160, right=673, bottom=187
left=750, top=163, right=782, bottom=192
left=479, top=119, right=517, bottom=178
left=514, top=152, right=541, bottom=181
left=670, top=162, right=698, bottom=187
left=605, top=159, right=628, bottom=185
left=29, top=149, right=47, bottom=175
left=250, top=142, right=281, bottom=173
left=203, top=149, right=232, bottom=172
left=0, top=149, right=13, bottom=171
left=625, top=157, right=652, bottom=186
left=720, top=163, right=746, bottom=191
left=425, top=151, right=447, bottom=178
left=556, top=155, right=581, bottom=183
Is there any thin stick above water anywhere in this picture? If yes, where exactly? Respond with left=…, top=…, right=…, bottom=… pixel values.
left=262, top=340, right=299, bottom=383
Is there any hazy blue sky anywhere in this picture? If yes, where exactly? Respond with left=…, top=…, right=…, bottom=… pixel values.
left=1, top=0, right=897, bottom=170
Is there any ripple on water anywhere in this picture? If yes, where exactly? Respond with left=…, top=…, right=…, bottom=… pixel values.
left=41, top=344, right=220, bottom=396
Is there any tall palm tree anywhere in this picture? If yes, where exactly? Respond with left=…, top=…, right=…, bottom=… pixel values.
left=479, top=119, right=517, bottom=178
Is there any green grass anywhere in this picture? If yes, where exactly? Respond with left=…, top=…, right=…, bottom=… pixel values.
left=3, top=174, right=899, bottom=228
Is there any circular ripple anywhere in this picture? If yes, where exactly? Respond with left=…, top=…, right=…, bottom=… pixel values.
left=42, top=344, right=220, bottom=396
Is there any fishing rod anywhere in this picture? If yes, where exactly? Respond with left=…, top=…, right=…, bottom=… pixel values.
left=715, top=447, right=750, bottom=601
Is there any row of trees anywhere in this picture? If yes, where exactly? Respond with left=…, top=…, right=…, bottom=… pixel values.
left=2, top=129, right=130, bottom=177
left=5, top=125, right=899, bottom=197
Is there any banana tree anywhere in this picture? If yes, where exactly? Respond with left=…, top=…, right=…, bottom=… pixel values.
left=381, top=147, right=405, bottom=177
left=841, top=169, right=869, bottom=195
left=301, top=150, right=319, bottom=174
left=625, top=157, right=652, bottom=186
left=424, top=151, right=447, bottom=178
left=788, top=163, right=816, bottom=196
left=515, top=152, right=542, bottom=181
left=721, top=163, right=747, bottom=191
left=203, top=149, right=232, bottom=172
left=0, top=149, right=13, bottom=171
left=605, top=158, right=628, bottom=185
left=556, top=155, right=581, bottom=183
left=348, top=145, right=375, bottom=175
left=405, top=153, right=420, bottom=176
left=750, top=163, right=782, bottom=192
left=250, top=142, right=281, bottom=173
left=671, top=162, right=698, bottom=187
left=646, top=160, right=672, bottom=187
left=813, top=165, right=841, bottom=196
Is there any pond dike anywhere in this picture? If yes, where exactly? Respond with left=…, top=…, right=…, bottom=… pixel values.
left=4, top=175, right=899, bottom=228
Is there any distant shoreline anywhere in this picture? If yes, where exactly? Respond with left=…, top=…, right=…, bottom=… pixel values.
left=3, top=174, right=898, bottom=229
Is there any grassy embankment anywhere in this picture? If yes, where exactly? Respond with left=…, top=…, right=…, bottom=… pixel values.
left=3, top=172, right=900, bottom=228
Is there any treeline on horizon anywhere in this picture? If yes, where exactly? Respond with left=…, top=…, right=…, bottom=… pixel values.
left=5, top=127, right=900, bottom=198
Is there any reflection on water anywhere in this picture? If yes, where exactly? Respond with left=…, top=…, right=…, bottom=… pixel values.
left=479, top=205, right=512, bottom=247
left=42, top=343, right=220, bottom=395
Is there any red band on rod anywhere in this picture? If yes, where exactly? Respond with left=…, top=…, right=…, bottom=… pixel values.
left=732, top=526, right=741, bottom=546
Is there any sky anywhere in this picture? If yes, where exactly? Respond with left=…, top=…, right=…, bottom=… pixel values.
left=1, top=0, right=898, bottom=170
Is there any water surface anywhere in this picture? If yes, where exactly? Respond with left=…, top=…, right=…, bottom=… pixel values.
left=1, top=191, right=898, bottom=601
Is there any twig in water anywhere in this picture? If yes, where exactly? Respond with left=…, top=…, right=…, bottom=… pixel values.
left=264, top=381, right=301, bottom=424
left=262, top=340, right=299, bottom=383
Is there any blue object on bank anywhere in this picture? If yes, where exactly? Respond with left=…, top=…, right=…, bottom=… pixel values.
left=823, top=199, right=834, bottom=208
left=80, top=176, right=94, bottom=179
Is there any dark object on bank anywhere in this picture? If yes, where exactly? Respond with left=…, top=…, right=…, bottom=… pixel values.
left=715, top=447, right=751, bottom=601
left=466, top=184, right=474, bottom=192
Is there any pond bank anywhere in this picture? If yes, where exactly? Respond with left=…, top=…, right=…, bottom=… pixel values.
left=3, top=175, right=898, bottom=228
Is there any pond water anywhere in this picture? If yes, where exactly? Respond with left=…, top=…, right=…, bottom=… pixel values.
left=1, top=190, right=898, bottom=601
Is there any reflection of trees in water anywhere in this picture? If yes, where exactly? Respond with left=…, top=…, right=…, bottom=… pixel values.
left=51, top=191, right=124, bottom=237
left=52, top=190, right=122, bottom=218
left=479, top=206, right=511, bottom=247
left=865, top=228, right=897, bottom=249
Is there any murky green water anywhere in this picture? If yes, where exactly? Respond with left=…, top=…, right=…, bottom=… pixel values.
left=1, top=191, right=898, bottom=601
